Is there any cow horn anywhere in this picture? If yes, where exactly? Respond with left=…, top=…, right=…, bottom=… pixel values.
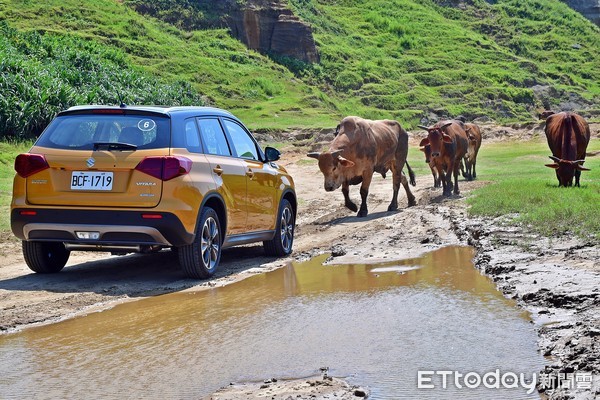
left=307, top=152, right=321, bottom=160
left=417, top=125, right=429, bottom=130
left=573, top=159, right=586, bottom=164
left=441, top=122, right=452, bottom=129
left=548, top=156, right=561, bottom=163
left=331, top=149, right=344, bottom=159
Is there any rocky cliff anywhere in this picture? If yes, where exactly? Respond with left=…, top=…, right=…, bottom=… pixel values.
left=562, top=0, right=600, bottom=26
left=227, top=0, right=319, bottom=63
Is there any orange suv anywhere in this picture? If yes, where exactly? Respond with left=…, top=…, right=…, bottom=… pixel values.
left=11, top=105, right=296, bottom=279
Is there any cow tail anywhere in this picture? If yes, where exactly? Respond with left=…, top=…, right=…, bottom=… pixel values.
left=406, top=161, right=416, bottom=186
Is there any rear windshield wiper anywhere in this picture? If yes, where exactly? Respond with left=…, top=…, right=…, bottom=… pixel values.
left=93, top=142, right=138, bottom=151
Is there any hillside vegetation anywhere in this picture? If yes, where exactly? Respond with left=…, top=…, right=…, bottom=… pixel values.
left=0, top=0, right=599, bottom=139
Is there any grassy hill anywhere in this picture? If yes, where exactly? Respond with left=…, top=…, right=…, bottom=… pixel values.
left=0, top=0, right=599, bottom=138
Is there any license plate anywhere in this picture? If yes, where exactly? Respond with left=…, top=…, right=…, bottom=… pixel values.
left=71, top=171, right=113, bottom=191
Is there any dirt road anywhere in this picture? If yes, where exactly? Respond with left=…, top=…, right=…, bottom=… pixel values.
left=0, top=126, right=598, bottom=399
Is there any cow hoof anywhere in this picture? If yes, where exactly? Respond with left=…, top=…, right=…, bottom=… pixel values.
left=387, top=204, right=398, bottom=212
left=408, top=199, right=417, bottom=207
left=357, top=210, right=368, bottom=217
left=345, top=202, right=358, bottom=212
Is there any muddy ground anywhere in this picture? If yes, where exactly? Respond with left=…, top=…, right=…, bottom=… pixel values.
left=0, top=122, right=599, bottom=399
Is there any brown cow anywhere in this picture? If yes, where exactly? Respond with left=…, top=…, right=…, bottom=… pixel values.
left=307, top=116, right=416, bottom=217
left=418, top=120, right=468, bottom=196
left=544, top=111, right=591, bottom=187
left=420, top=144, right=441, bottom=188
left=462, top=122, right=482, bottom=181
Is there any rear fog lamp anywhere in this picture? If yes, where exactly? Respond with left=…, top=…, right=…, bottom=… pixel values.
left=76, top=231, right=100, bottom=240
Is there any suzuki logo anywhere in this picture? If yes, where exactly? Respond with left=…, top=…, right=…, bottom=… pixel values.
left=86, top=158, right=95, bottom=168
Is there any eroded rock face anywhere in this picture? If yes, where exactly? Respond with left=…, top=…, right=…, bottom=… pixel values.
left=562, top=0, right=600, bottom=26
left=228, top=0, right=319, bottom=63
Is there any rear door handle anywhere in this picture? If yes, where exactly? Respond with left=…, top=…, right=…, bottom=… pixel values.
left=213, top=166, right=223, bottom=176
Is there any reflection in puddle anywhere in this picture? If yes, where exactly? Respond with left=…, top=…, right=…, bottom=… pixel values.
left=369, top=266, right=420, bottom=273
left=0, top=246, right=543, bottom=399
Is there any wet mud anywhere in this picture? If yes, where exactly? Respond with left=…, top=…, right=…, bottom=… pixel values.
left=452, top=210, right=600, bottom=400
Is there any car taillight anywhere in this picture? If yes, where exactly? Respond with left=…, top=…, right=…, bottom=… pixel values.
left=15, top=154, right=50, bottom=178
left=135, top=156, right=192, bottom=181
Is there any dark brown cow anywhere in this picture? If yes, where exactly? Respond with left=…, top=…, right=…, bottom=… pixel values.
left=418, top=120, right=468, bottom=196
left=462, top=122, right=482, bottom=181
left=307, top=116, right=416, bottom=217
left=544, top=111, right=591, bottom=187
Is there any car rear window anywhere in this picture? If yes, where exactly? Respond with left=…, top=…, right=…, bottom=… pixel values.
left=35, top=114, right=171, bottom=150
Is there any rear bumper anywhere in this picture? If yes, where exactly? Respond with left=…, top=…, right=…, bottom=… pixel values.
left=11, top=208, right=194, bottom=248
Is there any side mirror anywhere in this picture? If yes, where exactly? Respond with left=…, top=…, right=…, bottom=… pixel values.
left=265, top=146, right=281, bottom=162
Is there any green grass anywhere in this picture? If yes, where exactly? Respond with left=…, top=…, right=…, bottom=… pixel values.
left=1, top=0, right=599, bottom=139
left=0, top=0, right=340, bottom=135
left=465, top=138, right=600, bottom=241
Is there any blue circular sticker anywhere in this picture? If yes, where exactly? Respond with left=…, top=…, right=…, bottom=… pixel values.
left=138, top=119, right=156, bottom=132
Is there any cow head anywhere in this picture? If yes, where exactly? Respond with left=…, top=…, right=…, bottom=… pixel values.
left=307, top=149, right=355, bottom=191
left=465, top=127, right=477, bottom=143
left=418, top=122, right=453, bottom=158
left=539, top=110, right=555, bottom=120
left=545, top=156, right=590, bottom=186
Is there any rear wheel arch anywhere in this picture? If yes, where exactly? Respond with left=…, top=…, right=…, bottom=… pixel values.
left=198, top=194, right=227, bottom=242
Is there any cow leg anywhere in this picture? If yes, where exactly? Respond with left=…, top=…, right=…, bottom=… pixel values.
left=453, top=159, right=461, bottom=195
left=342, top=182, right=358, bottom=212
left=460, top=158, right=467, bottom=179
left=441, top=161, right=452, bottom=197
left=429, top=164, right=440, bottom=188
left=357, top=173, right=372, bottom=217
left=472, top=158, right=477, bottom=179
left=464, top=156, right=474, bottom=181
left=575, top=169, right=581, bottom=187
left=400, top=171, right=416, bottom=207
left=439, top=170, right=448, bottom=195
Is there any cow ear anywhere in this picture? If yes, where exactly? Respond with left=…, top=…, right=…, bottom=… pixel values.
left=337, top=156, right=355, bottom=168
left=419, top=138, right=430, bottom=147
left=575, top=165, right=591, bottom=171
left=442, top=134, right=454, bottom=143
left=307, top=152, right=320, bottom=160
left=545, top=163, right=559, bottom=169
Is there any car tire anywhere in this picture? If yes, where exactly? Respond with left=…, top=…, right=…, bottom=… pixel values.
left=179, top=207, right=221, bottom=279
left=22, top=241, right=70, bottom=273
left=264, top=199, right=295, bottom=257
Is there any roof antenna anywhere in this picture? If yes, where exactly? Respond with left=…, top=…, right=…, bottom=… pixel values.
left=116, top=89, right=127, bottom=108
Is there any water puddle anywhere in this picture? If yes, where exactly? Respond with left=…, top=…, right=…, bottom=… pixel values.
left=0, top=246, right=543, bottom=399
